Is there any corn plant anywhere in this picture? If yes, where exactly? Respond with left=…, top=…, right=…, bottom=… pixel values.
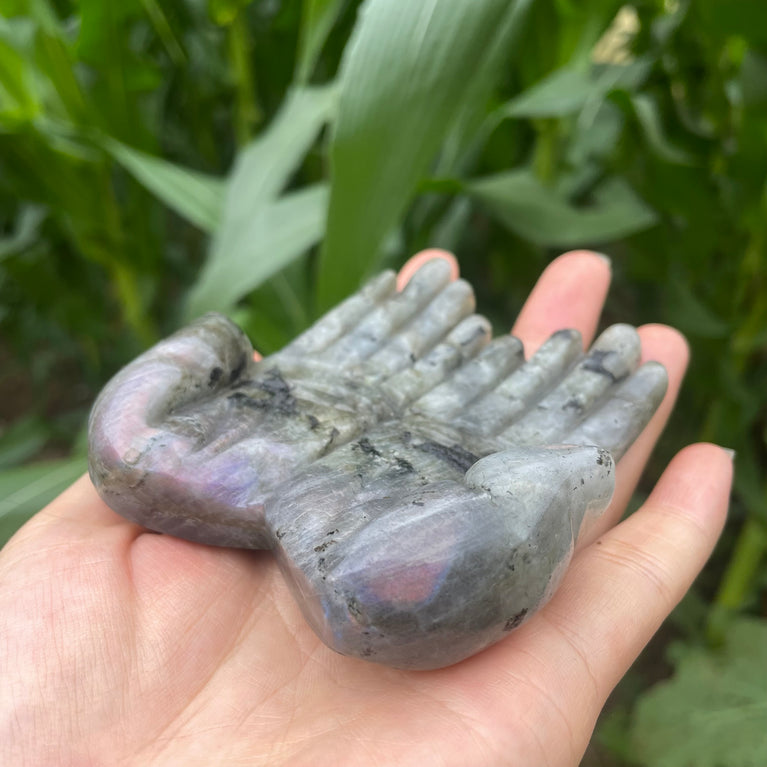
left=1, top=1, right=765, bottom=763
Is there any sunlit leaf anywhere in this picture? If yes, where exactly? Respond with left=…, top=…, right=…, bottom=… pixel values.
left=106, top=139, right=225, bottom=232
left=209, top=82, right=336, bottom=251
left=185, top=183, right=329, bottom=317
left=630, top=619, right=767, bottom=767
left=186, top=84, right=336, bottom=315
left=468, top=168, right=657, bottom=246
left=223, top=83, right=337, bottom=213
left=319, top=0, right=518, bottom=309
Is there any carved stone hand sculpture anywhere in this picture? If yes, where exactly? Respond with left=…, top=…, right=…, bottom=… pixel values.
left=88, top=260, right=667, bottom=669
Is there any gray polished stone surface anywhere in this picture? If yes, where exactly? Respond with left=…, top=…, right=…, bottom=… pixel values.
left=88, top=260, right=667, bottom=668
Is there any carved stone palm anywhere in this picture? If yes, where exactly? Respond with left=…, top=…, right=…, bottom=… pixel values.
left=88, top=260, right=667, bottom=669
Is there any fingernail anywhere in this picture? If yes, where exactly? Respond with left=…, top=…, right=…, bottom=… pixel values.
left=721, top=447, right=736, bottom=461
left=594, top=252, right=612, bottom=270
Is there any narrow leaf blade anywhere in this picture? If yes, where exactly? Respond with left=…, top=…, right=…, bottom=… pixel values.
left=223, top=83, right=337, bottom=215
left=295, top=0, right=348, bottom=85
left=186, top=183, right=329, bottom=318
left=631, top=93, right=695, bottom=165
left=208, top=83, right=337, bottom=267
left=500, top=58, right=653, bottom=119
left=502, top=66, right=594, bottom=119
left=468, top=168, right=657, bottom=246
left=319, top=0, right=515, bottom=309
left=106, top=139, right=225, bottom=233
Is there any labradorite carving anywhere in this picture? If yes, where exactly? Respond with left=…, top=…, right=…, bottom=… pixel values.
left=88, top=260, right=667, bottom=669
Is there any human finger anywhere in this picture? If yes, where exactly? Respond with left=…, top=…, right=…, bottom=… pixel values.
left=517, top=444, right=731, bottom=763
left=512, top=250, right=612, bottom=355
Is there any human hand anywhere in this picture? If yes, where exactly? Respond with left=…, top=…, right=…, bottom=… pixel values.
left=0, top=250, right=732, bottom=766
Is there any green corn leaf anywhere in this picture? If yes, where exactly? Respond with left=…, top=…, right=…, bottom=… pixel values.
left=295, top=0, right=348, bottom=85
left=630, top=93, right=695, bottom=165
left=437, top=0, right=538, bottom=172
left=468, top=168, right=657, bottom=246
left=0, top=24, right=39, bottom=121
left=105, top=139, right=226, bottom=233
left=500, top=57, right=653, bottom=119
left=630, top=618, right=767, bottom=767
left=185, top=183, right=329, bottom=318
left=186, top=84, right=336, bottom=315
left=209, top=83, right=336, bottom=259
left=502, top=66, right=594, bottom=119
left=404, top=0, right=539, bottom=245
left=222, top=83, right=337, bottom=215
left=318, top=0, right=517, bottom=310
left=0, top=457, right=86, bottom=549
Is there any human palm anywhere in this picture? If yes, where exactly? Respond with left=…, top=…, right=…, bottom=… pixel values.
left=0, top=250, right=731, bottom=767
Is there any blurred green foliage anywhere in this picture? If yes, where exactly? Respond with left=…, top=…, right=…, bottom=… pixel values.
left=0, top=1, right=764, bottom=763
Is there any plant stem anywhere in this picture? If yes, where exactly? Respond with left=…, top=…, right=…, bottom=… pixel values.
left=532, top=118, right=559, bottom=184
left=96, top=165, right=158, bottom=346
left=140, top=0, right=187, bottom=66
left=229, top=9, right=261, bottom=146
left=708, top=516, right=767, bottom=644
left=705, top=180, right=767, bottom=646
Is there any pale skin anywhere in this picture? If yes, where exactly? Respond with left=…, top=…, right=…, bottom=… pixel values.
left=0, top=250, right=732, bottom=767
